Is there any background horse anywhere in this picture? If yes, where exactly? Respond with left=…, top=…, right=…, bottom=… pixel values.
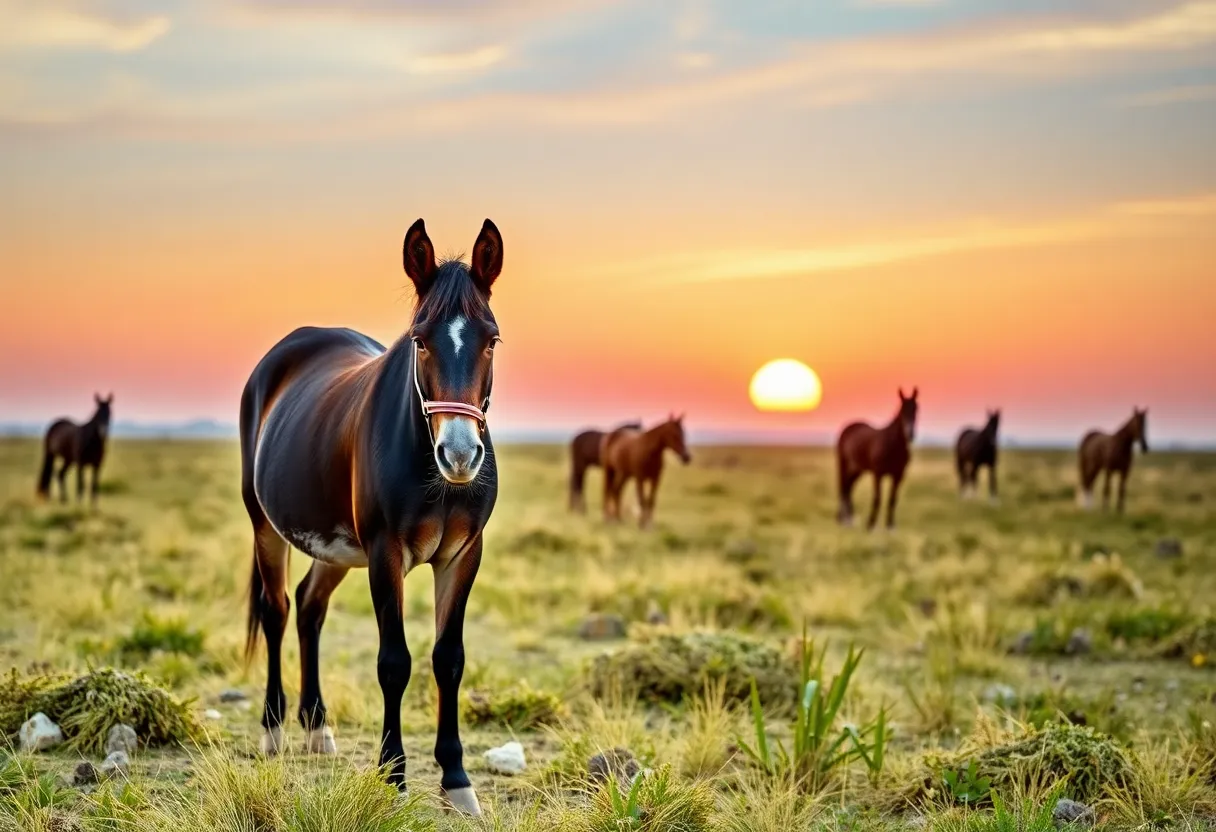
left=955, top=409, right=1001, bottom=501
left=37, top=393, right=113, bottom=504
left=601, top=414, right=691, bottom=528
left=568, top=421, right=642, bottom=512
left=1078, top=408, right=1148, bottom=514
left=837, top=388, right=918, bottom=530
left=240, top=219, right=503, bottom=816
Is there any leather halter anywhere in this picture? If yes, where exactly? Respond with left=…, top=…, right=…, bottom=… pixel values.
left=412, top=339, right=489, bottom=447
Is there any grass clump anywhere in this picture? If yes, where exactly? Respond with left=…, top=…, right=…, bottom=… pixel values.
left=114, top=613, right=206, bottom=661
left=586, top=630, right=794, bottom=706
left=573, top=764, right=715, bottom=832
left=937, top=723, right=1132, bottom=805
left=463, top=681, right=565, bottom=730
left=0, top=667, right=204, bottom=754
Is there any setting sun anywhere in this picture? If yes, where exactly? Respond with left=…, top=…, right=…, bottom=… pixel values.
left=749, top=359, right=823, bottom=413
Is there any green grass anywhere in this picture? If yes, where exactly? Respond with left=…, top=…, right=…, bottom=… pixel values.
left=1, top=437, right=1215, bottom=829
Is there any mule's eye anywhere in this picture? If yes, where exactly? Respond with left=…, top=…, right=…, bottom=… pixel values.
left=412, top=337, right=428, bottom=353
left=487, top=337, right=502, bottom=352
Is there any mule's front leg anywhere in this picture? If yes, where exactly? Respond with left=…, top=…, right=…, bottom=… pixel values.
left=369, top=536, right=412, bottom=788
left=431, top=536, right=483, bottom=815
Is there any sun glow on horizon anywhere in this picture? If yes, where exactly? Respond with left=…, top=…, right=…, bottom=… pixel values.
left=749, top=359, right=823, bottom=413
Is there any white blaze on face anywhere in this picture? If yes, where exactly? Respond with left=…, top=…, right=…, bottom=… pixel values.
left=448, top=316, right=466, bottom=356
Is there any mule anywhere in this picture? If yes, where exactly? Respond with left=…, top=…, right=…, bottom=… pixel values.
left=601, top=415, right=691, bottom=528
left=37, top=394, right=113, bottom=504
left=836, top=388, right=918, bottom=530
left=955, top=409, right=1001, bottom=502
left=568, top=421, right=642, bottom=512
left=1078, top=408, right=1148, bottom=514
left=240, top=219, right=504, bottom=815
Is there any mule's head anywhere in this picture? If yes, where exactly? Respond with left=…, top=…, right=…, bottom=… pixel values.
left=404, top=218, right=503, bottom=485
left=985, top=408, right=1001, bottom=435
left=93, top=393, right=114, bottom=438
left=897, top=387, right=919, bottom=442
left=1133, top=407, right=1149, bottom=453
left=660, top=413, right=691, bottom=464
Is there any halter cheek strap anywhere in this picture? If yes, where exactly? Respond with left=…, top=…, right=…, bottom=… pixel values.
left=412, top=340, right=489, bottom=447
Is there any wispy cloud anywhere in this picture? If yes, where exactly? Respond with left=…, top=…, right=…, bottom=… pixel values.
left=1117, top=82, right=1216, bottom=107
left=227, top=0, right=614, bottom=24
left=0, top=2, right=170, bottom=53
left=591, top=193, right=1216, bottom=284
left=403, top=44, right=507, bottom=75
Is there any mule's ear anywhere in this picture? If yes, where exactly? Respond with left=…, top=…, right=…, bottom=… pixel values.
left=677, top=412, right=685, bottom=423
left=106, top=393, right=114, bottom=404
left=470, top=218, right=503, bottom=294
left=95, top=393, right=102, bottom=405
left=898, top=387, right=907, bottom=402
left=911, top=386, right=919, bottom=400
left=403, top=219, right=437, bottom=294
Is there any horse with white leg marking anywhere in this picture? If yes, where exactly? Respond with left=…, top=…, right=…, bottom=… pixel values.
left=1078, top=408, right=1148, bottom=514
left=240, top=218, right=504, bottom=816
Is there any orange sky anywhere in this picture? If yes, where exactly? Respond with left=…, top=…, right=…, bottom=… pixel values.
left=2, top=1, right=1216, bottom=443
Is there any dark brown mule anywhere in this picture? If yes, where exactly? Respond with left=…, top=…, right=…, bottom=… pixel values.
left=37, top=394, right=113, bottom=504
left=240, top=219, right=504, bottom=816
left=1078, top=408, right=1149, bottom=514
left=955, top=409, right=1001, bottom=502
left=601, top=414, right=691, bottom=528
left=836, top=388, right=919, bottom=530
left=568, top=421, right=642, bottom=512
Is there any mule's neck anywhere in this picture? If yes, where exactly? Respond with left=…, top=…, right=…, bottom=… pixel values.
left=1114, top=416, right=1140, bottom=449
left=640, top=423, right=671, bottom=456
left=884, top=410, right=909, bottom=443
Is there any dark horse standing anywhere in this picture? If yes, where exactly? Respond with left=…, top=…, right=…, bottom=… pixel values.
left=1078, top=408, right=1148, bottom=514
left=241, top=219, right=504, bottom=816
left=568, top=421, right=642, bottom=512
left=955, top=409, right=1001, bottom=502
left=836, top=388, right=918, bottom=530
left=37, top=394, right=113, bottom=504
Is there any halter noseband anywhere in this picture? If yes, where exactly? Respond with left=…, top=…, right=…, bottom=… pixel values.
left=412, top=340, right=489, bottom=447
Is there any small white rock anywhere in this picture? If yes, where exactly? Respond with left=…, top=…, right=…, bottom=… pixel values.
left=19, top=712, right=64, bottom=752
left=106, top=724, right=138, bottom=756
left=204, top=709, right=223, bottom=721
left=484, top=741, right=527, bottom=775
left=99, top=750, right=131, bottom=779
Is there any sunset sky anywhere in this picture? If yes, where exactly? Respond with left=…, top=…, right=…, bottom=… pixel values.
left=2, top=0, right=1215, bottom=444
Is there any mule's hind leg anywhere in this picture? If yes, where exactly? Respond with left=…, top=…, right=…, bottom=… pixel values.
left=296, top=562, right=349, bottom=754
left=57, top=461, right=71, bottom=503
left=250, top=522, right=291, bottom=754
left=837, top=465, right=859, bottom=526
left=432, top=537, right=483, bottom=816
left=1101, top=470, right=1112, bottom=511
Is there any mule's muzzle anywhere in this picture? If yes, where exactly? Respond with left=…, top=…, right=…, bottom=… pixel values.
left=434, top=416, right=485, bottom=484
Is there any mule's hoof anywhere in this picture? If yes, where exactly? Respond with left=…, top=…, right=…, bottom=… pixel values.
left=260, top=727, right=284, bottom=756
left=443, top=786, right=482, bottom=816
left=305, top=726, right=337, bottom=755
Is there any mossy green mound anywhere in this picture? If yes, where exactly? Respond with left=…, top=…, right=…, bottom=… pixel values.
left=585, top=630, right=794, bottom=706
left=462, top=681, right=564, bottom=730
left=0, top=667, right=204, bottom=754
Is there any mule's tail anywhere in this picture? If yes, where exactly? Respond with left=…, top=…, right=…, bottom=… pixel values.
left=36, top=446, right=54, bottom=497
left=244, top=545, right=264, bottom=666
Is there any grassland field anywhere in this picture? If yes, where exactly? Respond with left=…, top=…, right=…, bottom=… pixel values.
left=1, top=437, right=1215, bottom=831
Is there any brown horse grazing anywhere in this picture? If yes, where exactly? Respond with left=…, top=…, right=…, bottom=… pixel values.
left=240, top=219, right=504, bottom=815
left=836, top=388, right=918, bottom=530
left=568, top=421, right=642, bottom=512
left=955, top=409, right=1001, bottom=502
left=37, top=394, right=113, bottom=504
left=1078, top=408, right=1149, bottom=514
left=601, top=414, right=691, bottom=528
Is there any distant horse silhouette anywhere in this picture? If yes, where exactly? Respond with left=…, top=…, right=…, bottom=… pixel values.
left=568, top=421, right=642, bottom=512
left=239, top=219, right=504, bottom=816
left=37, top=394, right=113, bottom=504
left=1078, top=408, right=1148, bottom=514
left=955, top=409, right=1001, bottom=501
left=601, top=414, right=691, bottom=528
left=836, top=388, right=918, bottom=530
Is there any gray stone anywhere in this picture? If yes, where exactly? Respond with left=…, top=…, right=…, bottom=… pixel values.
left=983, top=683, right=1018, bottom=707
left=1010, top=632, right=1034, bottom=655
left=1154, top=538, right=1183, bottom=559
left=73, top=761, right=99, bottom=786
left=105, top=724, right=138, bottom=756
left=218, top=688, right=248, bottom=703
left=1053, top=798, right=1095, bottom=828
left=588, top=747, right=641, bottom=787
left=204, top=708, right=223, bottom=721
left=99, top=750, right=130, bottom=780
left=1065, top=628, right=1093, bottom=655
left=19, top=712, right=64, bottom=752
left=1165, top=678, right=1180, bottom=692
left=644, top=600, right=668, bottom=626
left=578, top=613, right=627, bottom=641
